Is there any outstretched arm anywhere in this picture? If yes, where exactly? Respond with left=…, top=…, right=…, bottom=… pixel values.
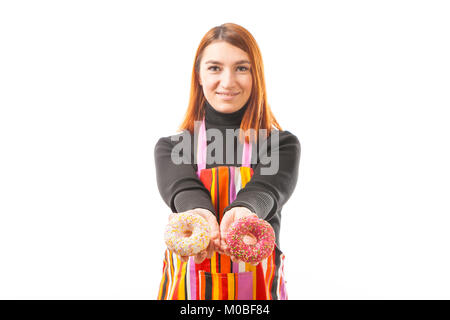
left=154, top=132, right=216, bottom=215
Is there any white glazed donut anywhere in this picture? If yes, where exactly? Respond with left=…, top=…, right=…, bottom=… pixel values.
left=164, top=212, right=211, bottom=256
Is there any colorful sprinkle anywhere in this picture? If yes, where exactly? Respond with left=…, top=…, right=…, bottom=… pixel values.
left=164, top=212, right=210, bottom=256
left=225, top=216, right=275, bottom=264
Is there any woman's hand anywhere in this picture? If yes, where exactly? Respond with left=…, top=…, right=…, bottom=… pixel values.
left=168, top=208, right=220, bottom=264
left=219, top=206, right=259, bottom=265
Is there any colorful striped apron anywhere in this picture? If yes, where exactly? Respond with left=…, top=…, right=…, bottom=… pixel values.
left=157, top=118, right=288, bottom=300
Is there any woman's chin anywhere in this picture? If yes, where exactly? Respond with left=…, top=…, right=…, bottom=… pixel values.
left=211, top=102, right=243, bottom=114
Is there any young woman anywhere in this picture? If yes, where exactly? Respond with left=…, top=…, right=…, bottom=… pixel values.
left=155, top=23, right=301, bottom=300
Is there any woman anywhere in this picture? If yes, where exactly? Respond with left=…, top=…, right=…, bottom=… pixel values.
left=155, top=23, right=301, bottom=300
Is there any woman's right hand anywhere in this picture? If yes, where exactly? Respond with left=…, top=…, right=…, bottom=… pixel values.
left=218, top=206, right=259, bottom=265
left=168, top=208, right=220, bottom=264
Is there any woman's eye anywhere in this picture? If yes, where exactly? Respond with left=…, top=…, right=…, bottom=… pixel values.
left=237, top=66, right=249, bottom=72
left=207, top=66, right=250, bottom=72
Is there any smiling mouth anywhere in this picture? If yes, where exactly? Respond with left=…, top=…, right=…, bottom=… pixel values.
left=216, top=92, right=239, bottom=96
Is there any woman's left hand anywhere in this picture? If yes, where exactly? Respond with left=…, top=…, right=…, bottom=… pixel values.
left=219, top=206, right=259, bottom=265
left=168, top=208, right=220, bottom=264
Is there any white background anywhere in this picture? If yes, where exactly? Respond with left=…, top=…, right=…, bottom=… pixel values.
left=1, top=0, right=449, bottom=299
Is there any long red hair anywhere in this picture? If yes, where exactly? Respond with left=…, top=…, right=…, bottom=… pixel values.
left=178, top=22, right=282, bottom=144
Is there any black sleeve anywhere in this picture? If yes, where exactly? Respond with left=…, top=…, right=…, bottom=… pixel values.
left=154, top=132, right=216, bottom=215
left=224, top=130, right=301, bottom=220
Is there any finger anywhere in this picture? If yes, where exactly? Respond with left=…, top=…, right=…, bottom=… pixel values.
left=205, top=242, right=214, bottom=259
left=179, top=255, right=189, bottom=262
left=219, top=240, right=228, bottom=255
left=209, top=226, right=221, bottom=249
left=219, top=211, right=233, bottom=237
left=216, top=246, right=226, bottom=256
left=194, top=250, right=207, bottom=264
left=219, top=213, right=234, bottom=253
left=216, top=246, right=226, bottom=255
left=209, top=222, right=221, bottom=246
left=230, top=256, right=241, bottom=264
left=193, top=210, right=220, bottom=249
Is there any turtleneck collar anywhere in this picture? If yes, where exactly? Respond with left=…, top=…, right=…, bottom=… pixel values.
left=204, top=99, right=249, bottom=127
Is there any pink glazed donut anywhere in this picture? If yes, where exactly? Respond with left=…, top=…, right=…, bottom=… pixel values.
left=225, top=216, right=275, bottom=264
left=164, top=212, right=210, bottom=257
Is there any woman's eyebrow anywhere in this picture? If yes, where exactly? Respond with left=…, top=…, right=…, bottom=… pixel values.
left=204, top=59, right=251, bottom=65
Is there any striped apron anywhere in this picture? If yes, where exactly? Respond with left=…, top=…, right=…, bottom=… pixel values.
left=157, top=118, right=288, bottom=300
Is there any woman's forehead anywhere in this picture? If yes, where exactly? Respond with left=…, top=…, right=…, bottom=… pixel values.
left=201, top=42, right=250, bottom=64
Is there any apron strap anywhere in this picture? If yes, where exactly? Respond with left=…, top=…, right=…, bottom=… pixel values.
left=196, top=117, right=207, bottom=176
left=196, top=117, right=252, bottom=178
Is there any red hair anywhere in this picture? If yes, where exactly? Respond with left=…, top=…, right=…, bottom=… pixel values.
left=178, top=22, right=282, bottom=144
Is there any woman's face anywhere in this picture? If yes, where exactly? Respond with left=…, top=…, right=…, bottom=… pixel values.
left=198, top=41, right=253, bottom=113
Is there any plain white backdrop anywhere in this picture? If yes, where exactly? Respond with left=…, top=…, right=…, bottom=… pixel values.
left=1, top=0, right=449, bottom=299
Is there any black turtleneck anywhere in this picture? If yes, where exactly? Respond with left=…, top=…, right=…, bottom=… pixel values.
left=203, top=99, right=250, bottom=168
left=204, top=98, right=249, bottom=127
left=154, top=100, right=301, bottom=247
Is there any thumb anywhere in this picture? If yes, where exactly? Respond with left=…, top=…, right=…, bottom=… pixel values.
left=220, top=211, right=234, bottom=237
left=220, top=210, right=235, bottom=252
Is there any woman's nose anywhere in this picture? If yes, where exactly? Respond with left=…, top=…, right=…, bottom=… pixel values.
left=220, top=68, right=236, bottom=87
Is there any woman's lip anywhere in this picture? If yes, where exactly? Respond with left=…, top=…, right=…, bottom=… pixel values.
left=217, top=92, right=239, bottom=100
left=216, top=92, right=239, bottom=95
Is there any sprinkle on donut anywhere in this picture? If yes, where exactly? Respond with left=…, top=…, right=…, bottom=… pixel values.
left=164, top=212, right=210, bottom=257
left=225, top=216, right=275, bottom=264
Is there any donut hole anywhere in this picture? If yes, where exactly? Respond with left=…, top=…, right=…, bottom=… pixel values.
left=242, top=233, right=257, bottom=245
left=182, top=229, right=193, bottom=238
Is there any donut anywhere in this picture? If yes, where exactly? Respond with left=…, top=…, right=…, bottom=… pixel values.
left=225, top=215, right=275, bottom=264
left=164, top=212, right=210, bottom=256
